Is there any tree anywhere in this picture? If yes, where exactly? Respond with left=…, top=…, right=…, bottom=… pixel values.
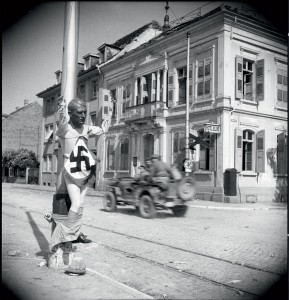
left=2, top=148, right=39, bottom=169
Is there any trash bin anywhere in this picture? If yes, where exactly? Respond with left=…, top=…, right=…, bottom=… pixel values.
left=224, top=168, right=238, bottom=196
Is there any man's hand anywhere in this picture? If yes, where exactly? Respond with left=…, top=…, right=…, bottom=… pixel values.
left=57, top=96, right=66, bottom=112
left=82, top=164, right=97, bottom=186
left=101, top=119, right=111, bottom=133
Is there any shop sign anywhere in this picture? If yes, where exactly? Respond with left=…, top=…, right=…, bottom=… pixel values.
left=205, top=123, right=220, bottom=134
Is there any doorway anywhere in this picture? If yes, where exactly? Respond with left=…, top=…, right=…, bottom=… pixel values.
left=143, top=134, right=154, bottom=162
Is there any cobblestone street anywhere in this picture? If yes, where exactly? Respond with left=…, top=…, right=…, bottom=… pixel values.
left=2, top=183, right=287, bottom=299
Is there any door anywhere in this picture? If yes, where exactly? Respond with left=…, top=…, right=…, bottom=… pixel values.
left=143, top=134, right=154, bottom=161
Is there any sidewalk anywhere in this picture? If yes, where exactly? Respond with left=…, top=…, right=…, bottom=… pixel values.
left=2, top=182, right=287, bottom=211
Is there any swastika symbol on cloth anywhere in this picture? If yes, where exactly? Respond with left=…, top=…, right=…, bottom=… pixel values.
left=70, top=146, right=91, bottom=173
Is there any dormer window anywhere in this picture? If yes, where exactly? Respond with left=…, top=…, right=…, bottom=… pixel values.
left=83, top=54, right=100, bottom=70
left=97, top=44, right=121, bottom=63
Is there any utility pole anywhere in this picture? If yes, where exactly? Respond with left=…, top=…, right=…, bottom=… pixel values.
left=55, top=1, right=79, bottom=194
left=185, top=32, right=190, bottom=174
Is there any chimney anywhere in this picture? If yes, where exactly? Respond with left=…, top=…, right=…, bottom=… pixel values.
left=24, top=99, right=29, bottom=106
left=163, top=2, right=170, bottom=31
left=55, top=70, right=62, bottom=84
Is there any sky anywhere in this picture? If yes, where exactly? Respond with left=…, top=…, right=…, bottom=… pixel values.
left=2, top=1, right=286, bottom=115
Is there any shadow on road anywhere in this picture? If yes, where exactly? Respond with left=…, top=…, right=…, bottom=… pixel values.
left=25, top=211, right=50, bottom=260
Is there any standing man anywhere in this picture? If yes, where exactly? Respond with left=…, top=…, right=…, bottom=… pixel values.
left=49, top=98, right=110, bottom=252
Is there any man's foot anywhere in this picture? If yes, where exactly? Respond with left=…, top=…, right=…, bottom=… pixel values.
left=72, top=233, right=92, bottom=244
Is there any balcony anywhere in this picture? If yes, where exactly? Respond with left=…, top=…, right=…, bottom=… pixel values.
left=124, top=101, right=166, bottom=123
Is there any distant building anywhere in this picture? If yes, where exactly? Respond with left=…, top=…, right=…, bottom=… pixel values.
left=2, top=100, right=43, bottom=181
left=37, top=5, right=287, bottom=202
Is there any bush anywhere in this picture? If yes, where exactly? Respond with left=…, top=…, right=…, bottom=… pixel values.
left=2, top=148, right=39, bottom=169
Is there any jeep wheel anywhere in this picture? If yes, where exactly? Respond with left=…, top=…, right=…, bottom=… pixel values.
left=139, top=195, right=156, bottom=219
left=177, top=177, right=196, bottom=201
left=172, top=205, right=188, bottom=217
left=103, top=192, right=117, bottom=212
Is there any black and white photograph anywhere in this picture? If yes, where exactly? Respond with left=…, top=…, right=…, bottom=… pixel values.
left=2, top=1, right=288, bottom=299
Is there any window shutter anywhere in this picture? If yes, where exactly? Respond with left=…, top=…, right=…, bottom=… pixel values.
left=277, top=132, right=286, bottom=175
left=234, top=128, right=243, bottom=172
left=235, top=56, right=243, bottom=99
left=209, top=134, right=216, bottom=171
left=256, top=130, right=265, bottom=173
left=256, top=59, right=264, bottom=101
left=102, top=89, right=110, bottom=118
left=152, top=73, right=156, bottom=102
left=167, top=69, right=175, bottom=107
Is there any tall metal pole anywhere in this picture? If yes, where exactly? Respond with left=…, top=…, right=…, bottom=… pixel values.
left=185, top=33, right=190, bottom=172
left=55, top=1, right=79, bottom=193
left=61, top=1, right=79, bottom=119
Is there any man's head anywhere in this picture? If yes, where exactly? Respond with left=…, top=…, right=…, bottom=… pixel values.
left=145, top=158, right=152, bottom=169
left=68, top=98, right=87, bottom=128
left=151, top=154, right=160, bottom=163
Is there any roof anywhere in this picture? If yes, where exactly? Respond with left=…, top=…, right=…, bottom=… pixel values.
left=3, top=101, right=42, bottom=119
left=99, top=5, right=286, bottom=66
left=99, top=20, right=163, bottom=67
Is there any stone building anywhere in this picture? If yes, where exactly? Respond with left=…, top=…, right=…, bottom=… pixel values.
left=2, top=100, right=43, bottom=180
left=2, top=100, right=43, bottom=158
left=37, top=5, right=287, bottom=202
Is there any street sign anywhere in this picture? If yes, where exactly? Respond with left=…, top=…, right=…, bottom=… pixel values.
left=184, top=159, right=194, bottom=172
left=189, top=131, right=210, bottom=148
left=204, top=123, right=220, bottom=134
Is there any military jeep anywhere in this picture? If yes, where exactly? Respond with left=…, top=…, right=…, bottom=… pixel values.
left=103, top=176, right=195, bottom=219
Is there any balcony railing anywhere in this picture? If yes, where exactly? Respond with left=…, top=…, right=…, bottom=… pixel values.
left=124, top=101, right=166, bottom=122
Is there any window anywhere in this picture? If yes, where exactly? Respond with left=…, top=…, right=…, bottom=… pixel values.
left=242, top=130, right=253, bottom=171
left=197, top=58, right=212, bottom=99
left=122, top=84, right=131, bottom=114
left=178, top=67, right=187, bottom=104
left=45, top=124, right=53, bottom=141
left=141, top=73, right=156, bottom=104
left=277, top=69, right=287, bottom=104
left=235, top=128, right=265, bottom=172
left=47, top=155, right=52, bottom=172
left=78, top=84, right=85, bottom=100
left=43, top=156, right=47, bottom=172
left=45, top=97, right=55, bottom=114
left=110, top=89, right=117, bottom=118
left=90, top=113, right=97, bottom=126
left=173, top=132, right=185, bottom=168
left=277, top=132, right=287, bottom=175
left=120, top=139, right=129, bottom=170
left=106, top=139, right=115, bottom=171
left=54, top=154, right=58, bottom=173
left=236, top=56, right=264, bottom=101
left=91, top=80, right=98, bottom=99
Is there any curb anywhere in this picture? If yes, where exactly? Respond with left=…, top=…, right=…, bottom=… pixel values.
left=189, top=204, right=287, bottom=211
left=3, top=183, right=286, bottom=211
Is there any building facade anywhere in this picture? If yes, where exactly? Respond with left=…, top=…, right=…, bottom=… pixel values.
left=37, top=5, right=287, bottom=202
left=2, top=100, right=43, bottom=181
